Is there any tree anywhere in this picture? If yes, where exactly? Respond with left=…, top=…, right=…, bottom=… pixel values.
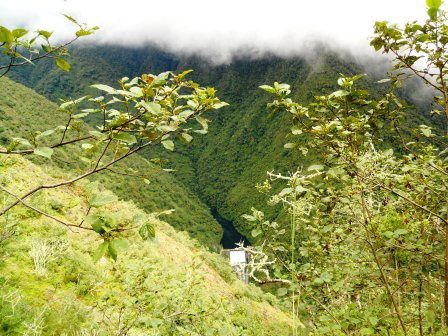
left=251, top=1, right=448, bottom=334
left=372, top=0, right=448, bottom=327
left=0, top=20, right=228, bottom=260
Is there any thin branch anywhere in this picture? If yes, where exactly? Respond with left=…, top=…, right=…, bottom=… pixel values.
left=0, top=185, right=91, bottom=231
left=93, top=138, right=113, bottom=171
left=377, top=183, right=448, bottom=225
left=0, top=130, right=167, bottom=216
left=0, top=135, right=93, bottom=155
left=59, top=115, right=72, bottom=145
left=0, top=36, right=79, bottom=72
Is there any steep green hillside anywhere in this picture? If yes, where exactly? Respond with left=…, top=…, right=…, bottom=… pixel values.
left=0, top=154, right=293, bottom=335
left=7, top=45, right=433, bottom=238
left=0, top=77, right=222, bottom=248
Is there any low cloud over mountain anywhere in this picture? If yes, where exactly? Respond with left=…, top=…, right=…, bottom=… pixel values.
left=2, top=0, right=429, bottom=63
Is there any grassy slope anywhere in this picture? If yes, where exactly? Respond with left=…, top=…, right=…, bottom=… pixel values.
left=7, top=45, right=434, bottom=238
left=0, top=154, right=293, bottom=335
left=0, top=77, right=222, bottom=248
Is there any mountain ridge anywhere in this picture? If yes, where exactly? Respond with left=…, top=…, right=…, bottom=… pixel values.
left=7, top=43, right=434, bottom=238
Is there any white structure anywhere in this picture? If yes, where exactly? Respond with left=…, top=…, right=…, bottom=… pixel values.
left=222, top=248, right=249, bottom=283
left=229, top=250, right=246, bottom=266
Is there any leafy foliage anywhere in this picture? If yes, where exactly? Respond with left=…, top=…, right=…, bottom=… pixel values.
left=245, top=2, right=448, bottom=333
left=251, top=74, right=448, bottom=334
left=0, top=15, right=98, bottom=77
left=0, top=69, right=228, bottom=258
left=0, top=77, right=223, bottom=248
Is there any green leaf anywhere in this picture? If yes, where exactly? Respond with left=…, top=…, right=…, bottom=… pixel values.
left=295, top=186, right=308, bottom=193
left=161, top=140, right=174, bottom=151
left=85, top=214, right=117, bottom=234
left=368, top=316, right=379, bottom=327
left=158, top=125, right=177, bottom=132
left=12, top=137, right=32, bottom=148
left=251, top=228, right=262, bottom=237
left=129, top=86, right=143, bottom=97
left=153, top=71, right=170, bottom=85
left=395, top=228, right=408, bottom=235
left=327, top=166, right=344, bottom=178
left=196, top=116, right=209, bottom=133
left=420, top=125, right=433, bottom=137
left=308, top=164, right=324, bottom=171
left=37, top=30, right=52, bottom=39
left=63, top=14, right=79, bottom=25
left=93, top=242, right=108, bottom=262
left=291, top=127, right=302, bottom=135
left=34, top=147, right=54, bottom=159
left=88, top=218, right=106, bottom=234
left=142, top=102, right=162, bottom=115
left=139, top=223, right=155, bottom=240
left=331, top=90, right=350, bottom=98
left=59, top=101, right=75, bottom=110
left=278, top=188, right=293, bottom=197
left=284, top=143, right=296, bottom=149
left=108, top=242, right=118, bottom=261
left=36, top=129, right=55, bottom=139
left=242, top=214, right=256, bottom=222
left=274, top=82, right=291, bottom=91
left=259, top=85, right=276, bottom=94
left=213, top=101, right=229, bottom=109
left=426, top=0, right=442, bottom=19
left=90, top=84, right=117, bottom=94
left=427, top=0, right=442, bottom=9
left=55, top=58, right=71, bottom=72
left=177, top=69, right=193, bottom=79
left=404, top=55, right=421, bottom=66
left=370, top=36, right=384, bottom=51
left=90, top=194, right=118, bottom=207
left=73, top=112, right=89, bottom=119
left=181, top=133, right=193, bottom=143
left=12, top=28, right=28, bottom=39
left=0, top=27, right=14, bottom=43
left=41, top=44, right=52, bottom=53
left=384, top=148, right=394, bottom=156
left=179, top=109, right=194, bottom=119
left=113, top=132, right=137, bottom=145
left=428, top=7, right=438, bottom=19
left=75, top=29, right=93, bottom=37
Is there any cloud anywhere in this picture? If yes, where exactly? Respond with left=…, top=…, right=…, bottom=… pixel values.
left=0, top=0, right=431, bottom=63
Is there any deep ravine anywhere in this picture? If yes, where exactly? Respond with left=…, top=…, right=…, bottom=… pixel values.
left=211, top=209, right=250, bottom=249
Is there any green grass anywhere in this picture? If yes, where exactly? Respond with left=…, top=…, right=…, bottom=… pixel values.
left=0, top=154, right=294, bottom=335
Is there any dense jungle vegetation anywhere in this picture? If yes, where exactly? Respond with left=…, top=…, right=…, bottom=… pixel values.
left=2, top=0, right=448, bottom=334
left=6, top=43, right=436, bottom=240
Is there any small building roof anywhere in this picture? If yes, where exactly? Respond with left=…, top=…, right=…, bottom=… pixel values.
left=229, top=249, right=247, bottom=266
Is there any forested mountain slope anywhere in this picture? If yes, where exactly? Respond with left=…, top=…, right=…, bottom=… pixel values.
left=7, top=45, right=434, bottom=238
left=0, top=154, right=293, bottom=335
left=0, top=77, right=222, bottom=248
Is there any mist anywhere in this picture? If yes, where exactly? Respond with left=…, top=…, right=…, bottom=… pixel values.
left=1, top=0, right=432, bottom=64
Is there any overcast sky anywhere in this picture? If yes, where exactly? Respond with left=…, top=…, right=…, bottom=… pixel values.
left=1, top=0, right=434, bottom=63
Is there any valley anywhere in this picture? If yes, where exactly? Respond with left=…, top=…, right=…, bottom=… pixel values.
left=1, top=2, right=448, bottom=333
left=6, top=45, right=433, bottom=243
